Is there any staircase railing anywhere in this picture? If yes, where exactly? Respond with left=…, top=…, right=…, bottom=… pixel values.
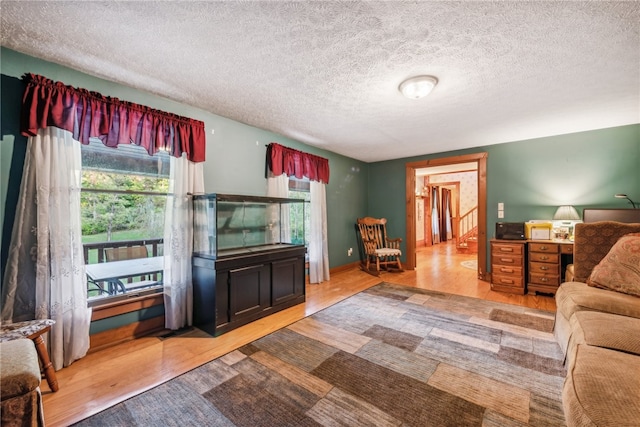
left=459, top=206, right=478, bottom=243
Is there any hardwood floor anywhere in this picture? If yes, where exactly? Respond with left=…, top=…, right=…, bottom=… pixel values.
left=41, top=241, right=556, bottom=426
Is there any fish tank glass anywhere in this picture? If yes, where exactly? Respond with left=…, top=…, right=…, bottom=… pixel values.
left=193, top=193, right=306, bottom=259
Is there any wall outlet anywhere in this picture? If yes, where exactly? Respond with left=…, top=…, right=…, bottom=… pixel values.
left=347, top=248, right=353, bottom=256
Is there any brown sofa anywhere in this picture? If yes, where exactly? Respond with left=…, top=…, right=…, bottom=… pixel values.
left=554, top=221, right=640, bottom=427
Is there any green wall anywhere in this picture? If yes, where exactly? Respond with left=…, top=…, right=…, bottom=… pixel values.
left=368, top=124, right=640, bottom=271
left=1, top=48, right=369, bottom=331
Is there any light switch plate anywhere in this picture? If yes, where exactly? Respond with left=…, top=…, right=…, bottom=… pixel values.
left=498, top=202, right=504, bottom=210
left=498, top=210, right=504, bottom=218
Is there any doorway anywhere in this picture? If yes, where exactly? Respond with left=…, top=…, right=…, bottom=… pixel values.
left=405, top=153, right=488, bottom=281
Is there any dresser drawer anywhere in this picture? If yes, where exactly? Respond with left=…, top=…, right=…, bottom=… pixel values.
left=529, top=242, right=559, bottom=253
left=529, top=252, right=559, bottom=263
left=492, top=264, right=523, bottom=277
left=492, top=273, right=525, bottom=288
left=492, top=243, right=524, bottom=255
left=560, top=244, right=574, bottom=255
left=529, top=273, right=560, bottom=286
left=529, top=261, right=560, bottom=274
left=492, top=254, right=523, bottom=266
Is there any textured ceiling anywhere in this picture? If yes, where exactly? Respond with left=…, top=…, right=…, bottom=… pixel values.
left=1, top=1, right=639, bottom=163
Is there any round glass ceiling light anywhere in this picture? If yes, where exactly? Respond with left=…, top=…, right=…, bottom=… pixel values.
left=398, top=75, right=438, bottom=99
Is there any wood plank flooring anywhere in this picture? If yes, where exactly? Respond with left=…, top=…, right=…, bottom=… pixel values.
left=41, top=241, right=556, bottom=426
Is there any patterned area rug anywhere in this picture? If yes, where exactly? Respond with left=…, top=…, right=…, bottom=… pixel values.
left=74, top=282, right=566, bottom=426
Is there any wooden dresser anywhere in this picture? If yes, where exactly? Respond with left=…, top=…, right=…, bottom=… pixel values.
left=527, top=240, right=573, bottom=295
left=490, top=239, right=573, bottom=295
left=490, top=239, right=526, bottom=295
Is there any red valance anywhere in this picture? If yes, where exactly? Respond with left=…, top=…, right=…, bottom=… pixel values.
left=20, top=73, right=206, bottom=162
left=266, top=142, right=330, bottom=184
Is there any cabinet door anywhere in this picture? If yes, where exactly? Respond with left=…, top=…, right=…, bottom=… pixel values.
left=272, top=256, right=304, bottom=306
left=228, top=264, right=270, bottom=321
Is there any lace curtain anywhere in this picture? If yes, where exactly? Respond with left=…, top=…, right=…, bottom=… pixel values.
left=309, top=180, right=330, bottom=283
left=1, top=127, right=91, bottom=369
left=266, top=173, right=291, bottom=244
left=163, top=155, right=204, bottom=330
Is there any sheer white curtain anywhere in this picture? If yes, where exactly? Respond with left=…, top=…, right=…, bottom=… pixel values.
left=163, top=154, right=204, bottom=330
left=266, top=173, right=290, bottom=243
left=1, top=127, right=91, bottom=369
left=309, top=180, right=330, bottom=283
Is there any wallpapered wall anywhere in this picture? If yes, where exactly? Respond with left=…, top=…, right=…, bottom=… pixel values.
left=429, top=171, right=478, bottom=217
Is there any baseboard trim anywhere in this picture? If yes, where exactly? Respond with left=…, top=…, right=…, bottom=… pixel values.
left=329, top=261, right=360, bottom=274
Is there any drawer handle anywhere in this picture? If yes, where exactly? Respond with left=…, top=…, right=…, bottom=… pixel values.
left=500, top=258, right=514, bottom=263
left=540, top=246, right=548, bottom=250
left=500, top=268, right=514, bottom=273
left=540, top=256, right=549, bottom=260
left=541, top=277, right=548, bottom=282
left=540, top=266, right=549, bottom=271
left=499, top=247, right=514, bottom=252
left=500, top=279, right=514, bottom=284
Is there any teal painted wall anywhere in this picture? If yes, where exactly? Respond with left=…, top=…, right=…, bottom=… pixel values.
left=368, top=124, right=640, bottom=271
left=1, top=48, right=369, bottom=331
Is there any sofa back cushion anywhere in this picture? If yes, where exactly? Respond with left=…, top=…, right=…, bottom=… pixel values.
left=587, top=233, right=640, bottom=297
left=573, top=221, right=640, bottom=283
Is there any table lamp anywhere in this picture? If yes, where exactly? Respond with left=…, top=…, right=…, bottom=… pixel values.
left=553, top=205, right=581, bottom=240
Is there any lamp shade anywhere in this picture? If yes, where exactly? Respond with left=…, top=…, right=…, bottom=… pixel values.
left=553, top=205, right=580, bottom=221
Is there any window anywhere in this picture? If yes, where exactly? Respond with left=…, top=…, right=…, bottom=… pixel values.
left=81, top=139, right=169, bottom=303
left=288, top=177, right=310, bottom=247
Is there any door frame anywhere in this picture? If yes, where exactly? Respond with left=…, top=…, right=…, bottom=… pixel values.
left=405, top=152, right=488, bottom=280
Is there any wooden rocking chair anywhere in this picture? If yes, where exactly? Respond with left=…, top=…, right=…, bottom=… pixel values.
left=356, top=217, right=403, bottom=275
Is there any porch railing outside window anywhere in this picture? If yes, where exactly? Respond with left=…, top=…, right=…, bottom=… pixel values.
left=84, top=239, right=164, bottom=303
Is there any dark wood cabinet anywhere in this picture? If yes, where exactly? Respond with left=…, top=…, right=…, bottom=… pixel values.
left=193, top=245, right=306, bottom=336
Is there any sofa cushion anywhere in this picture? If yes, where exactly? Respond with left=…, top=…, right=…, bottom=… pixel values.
left=556, top=282, right=640, bottom=323
left=563, top=344, right=640, bottom=427
left=567, top=312, right=640, bottom=370
left=587, top=233, right=640, bottom=297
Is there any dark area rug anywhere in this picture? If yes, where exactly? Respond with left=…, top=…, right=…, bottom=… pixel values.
left=74, top=282, right=566, bottom=426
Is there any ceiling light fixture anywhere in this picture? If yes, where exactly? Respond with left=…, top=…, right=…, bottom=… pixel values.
left=399, top=75, right=438, bottom=99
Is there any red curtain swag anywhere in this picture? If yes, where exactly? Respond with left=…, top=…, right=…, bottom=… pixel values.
left=20, top=73, right=206, bottom=162
left=266, top=142, right=330, bottom=184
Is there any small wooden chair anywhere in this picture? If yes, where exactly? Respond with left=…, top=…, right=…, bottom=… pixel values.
left=103, top=245, right=158, bottom=293
left=105, top=245, right=149, bottom=263
left=356, top=217, right=403, bottom=275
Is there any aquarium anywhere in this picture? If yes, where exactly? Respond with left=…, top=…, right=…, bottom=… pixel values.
left=193, top=193, right=306, bottom=259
